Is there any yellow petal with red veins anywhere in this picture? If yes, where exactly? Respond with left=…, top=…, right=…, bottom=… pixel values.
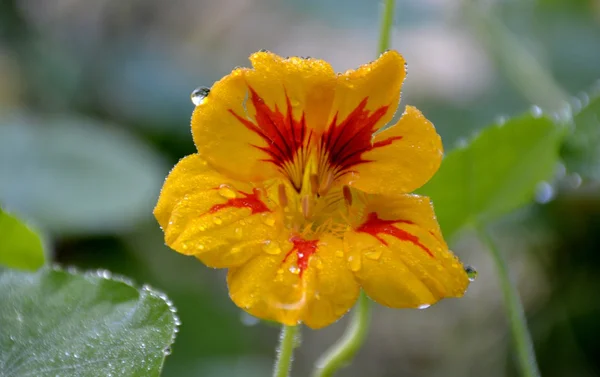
left=246, top=52, right=337, bottom=134
left=153, top=154, right=280, bottom=268
left=329, top=50, right=405, bottom=133
left=343, top=106, right=443, bottom=196
left=227, top=234, right=359, bottom=329
left=192, top=52, right=336, bottom=186
left=345, top=194, right=468, bottom=308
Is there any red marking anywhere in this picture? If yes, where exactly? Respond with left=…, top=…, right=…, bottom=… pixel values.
left=283, top=236, right=319, bottom=277
left=356, top=212, right=434, bottom=258
left=319, top=98, right=400, bottom=179
left=208, top=188, right=270, bottom=215
left=229, top=87, right=310, bottom=190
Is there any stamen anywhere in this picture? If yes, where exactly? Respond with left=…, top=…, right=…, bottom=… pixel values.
left=343, top=185, right=353, bottom=206
left=278, top=183, right=288, bottom=208
left=301, top=195, right=312, bottom=218
left=318, top=171, right=334, bottom=196
left=310, top=174, right=319, bottom=195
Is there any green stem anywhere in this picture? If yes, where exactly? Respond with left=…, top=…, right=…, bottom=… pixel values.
left=273, top=325, right=299, bottom=377
left=476, top=225, right=541, bottom=377
left=378, top=0, right=396, bottom=54
left=312, top=291, right=372, bottom=377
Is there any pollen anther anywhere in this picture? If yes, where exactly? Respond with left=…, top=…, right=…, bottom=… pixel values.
left=278, top=183, right=288, bottom=208
left=343, top=185, right=353, bottom=206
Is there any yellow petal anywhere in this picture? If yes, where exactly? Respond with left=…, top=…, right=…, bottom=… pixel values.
left=330, top=50, right=405, bottom=133
left=227, top=234, right=359, bottom=329
left=342, top=106, right=443, bottom=195
left=192, top=52, right=337, bottom=186
left=153, top=154, right=281, bottom=268
left=345, top=194, right=469, bottom=308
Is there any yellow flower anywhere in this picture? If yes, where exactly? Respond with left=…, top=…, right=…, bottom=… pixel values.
left=154, top=50, right=469, bottom=329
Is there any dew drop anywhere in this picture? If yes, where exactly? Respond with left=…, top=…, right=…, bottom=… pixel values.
left=262, top=213, right=276, bottom=226
left=163, top=347, right=172, bottom=356
left=418, top=304, right=431, bottom=310
left=262, top=240, right=282, bottom=255
left=335, top=250, right=344, bottom=258
left=213, top=217, right=223, bottom=225
left=465, top=265, right=478, bottom=282
left=240, top=312, right=260, bottom=326
left=530, top=105, right=543, bottom=118
left=234, top=227, right=243, bottom=238
left=289, top=265, right=300, bottom=274
left=197, top=244, right=205, bottom=250
left=348, top=255, right=361, bottom=272
left=534, top=181, right=554, bottom=204
left=364, top=249, right=382, bottom=261
left=191, top=86, right=210, bottom=105
left=315, top=259, right=324, bottom=270
left=218, top=184, right=237, bottom=199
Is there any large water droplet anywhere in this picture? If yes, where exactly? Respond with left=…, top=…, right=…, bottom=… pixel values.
left=263, top=240, right=282, bottom=255
left=191, top=86, right=210, bottom=105
left=465, top=265, right=478, bottom=282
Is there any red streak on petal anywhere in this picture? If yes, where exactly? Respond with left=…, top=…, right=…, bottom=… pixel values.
left=283, top=236, right=319, bottom=277
left=208, top=188, right=270, bottom=215
left=320, top=97, right=399, bottom=178
left=228, top=87, right=310, bottom=190
left=356, top=212, right=434, bottom=258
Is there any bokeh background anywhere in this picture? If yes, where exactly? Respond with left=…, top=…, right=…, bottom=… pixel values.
left=1, top=0, right=599, bottom=376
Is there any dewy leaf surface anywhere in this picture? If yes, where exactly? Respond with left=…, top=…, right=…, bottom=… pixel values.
left=0, top=268, right=179, bottom=377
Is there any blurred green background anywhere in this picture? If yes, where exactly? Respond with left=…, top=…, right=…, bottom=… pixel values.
left=1, top=0, right=599, bottom=376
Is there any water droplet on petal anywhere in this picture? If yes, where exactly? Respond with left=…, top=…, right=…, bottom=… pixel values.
left=191, top=86, right=210, bottom=105
left=348, top=255, right=361, bottom=272
left=364, top=249, right=382, bottom=261
left=262, top=240, right=282, bottom=255
left=335, top=250, right=344, bottom=258
left=418, top=304, right=431, bottom=310
left=262, top=213, right=276, bottom=226
left=218, top=184, right=237, bottom=199
left=315, top=259, right=324, bottom=270
left=240, top=312, right=260, bottom=326
left=234, top=227, right=243, bottom=238
left=289, top=265, right=300, bottom=274
left=465, top=265, right=478, bottom=282
left=213, top=217, right=223, bottom=225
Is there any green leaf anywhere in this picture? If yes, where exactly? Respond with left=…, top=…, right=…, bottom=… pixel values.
left=0, top=112, right=167, bottom=235
left=561, top=90, right=600, bottom=180
left=420, top=113, right=564, bottom=239
left=0, top=268, right=179, bottom=377
left=0, top=208, right=45, bottom=271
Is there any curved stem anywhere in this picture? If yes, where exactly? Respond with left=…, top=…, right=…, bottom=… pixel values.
left=273, top=325, right=299, bottom=377
left=378, top=0, right=396, bottom=54
left=476, top=224, right=541, bottom=377
left=312, top=291, right=372, bottom=377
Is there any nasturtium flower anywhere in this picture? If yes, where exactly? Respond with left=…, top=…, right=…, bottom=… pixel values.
left=154, top=50, right=469, bottom=329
